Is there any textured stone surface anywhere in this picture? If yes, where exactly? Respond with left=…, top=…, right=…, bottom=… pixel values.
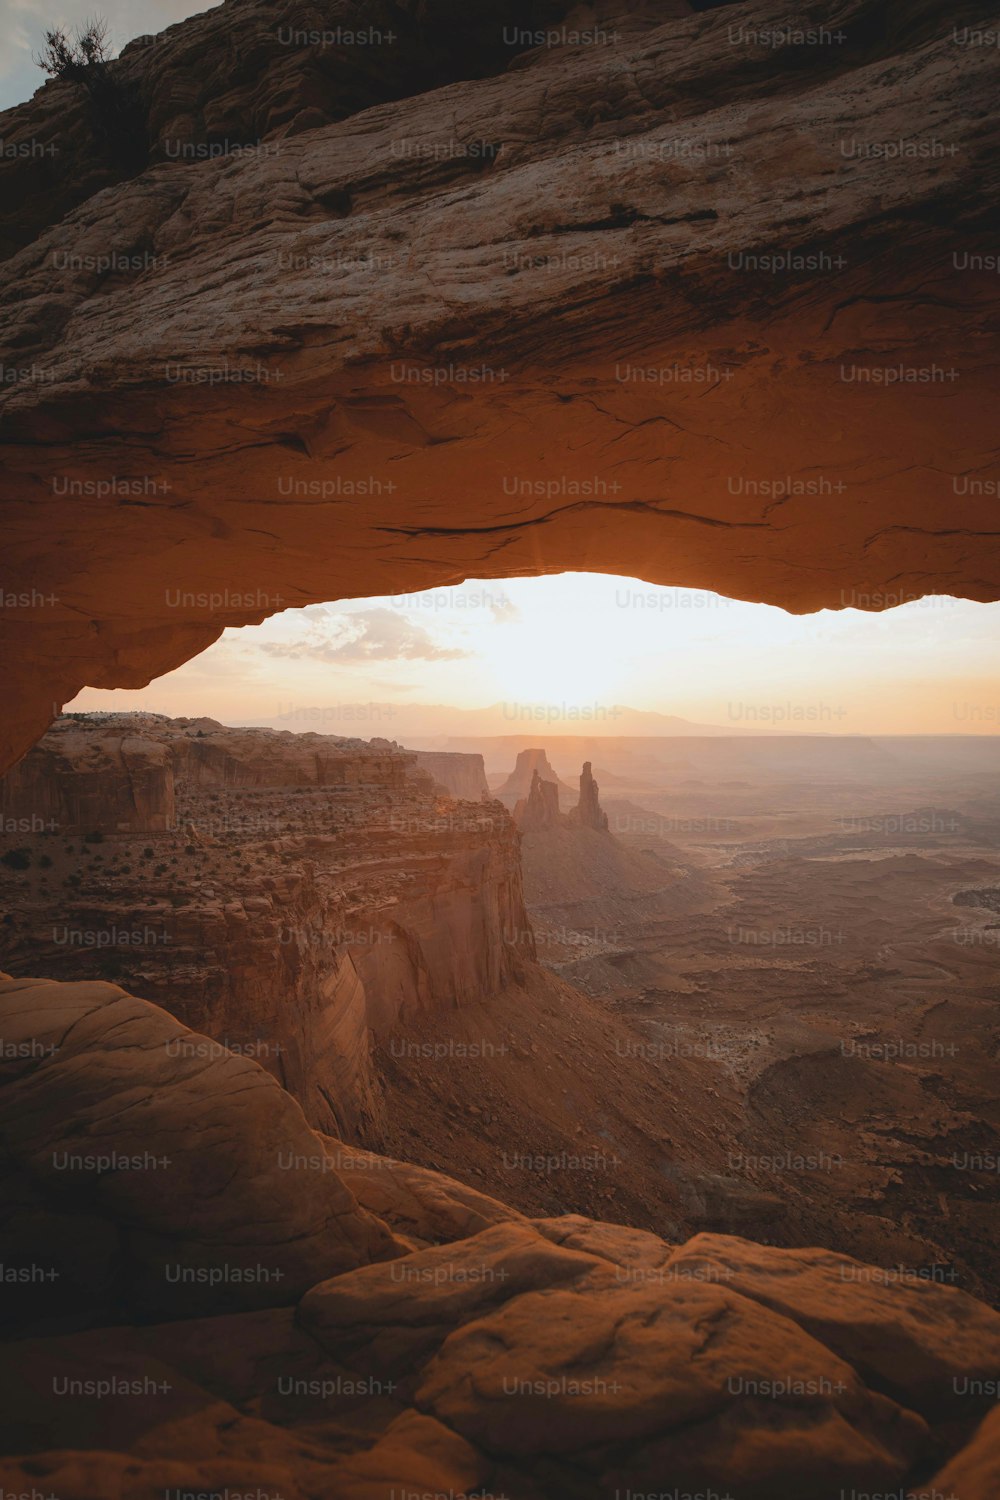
left=300, top=1216, right=1000, bottom=1498
left=0, top=713, right=531, bottom=1134
left=930, top=1406, right=1000, bottom=1500
left=0, top=0, right=612, bottom=259
left=1, top=0, right=999, bottom=771
left=1, top=975, right=999, bottom=1497
left=664, top=1232, right=1000, bottom=1419
left=0, top=973, right=400, bottom=1332
left=320, top=1135, right=528, bottom=1245
left=416, top=1268, right=925, bottom=1490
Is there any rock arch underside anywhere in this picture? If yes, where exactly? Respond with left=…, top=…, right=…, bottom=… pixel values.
left=2, top=0, right=1000, bottom=1496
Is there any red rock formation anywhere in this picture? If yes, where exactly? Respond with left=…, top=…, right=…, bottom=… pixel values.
left=567, top=760, right=609, bottom=831
left=0, top=714, right=532, bottom=1135
left=0, top=717, right=176, bottom=832
left=412, top=749, right=490, bottom=800
left=2, top=974, right=999, bottom=1499
left=496, top=748, right=573, bottom=809
left=2, top=0, right=1000, bottom=1489
left=513, top=768, right=563, bottom=831
left=1, top=0, right=999, bottom=772
left=0, top=974, right=400, bottom=1333
left=0, top=0, right=611, bottom=260
left=514, top=758, right=609, bottom=829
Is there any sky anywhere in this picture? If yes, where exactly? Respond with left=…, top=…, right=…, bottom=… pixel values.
left=0, top=0, right=210, bottom=111
left=68, top=573, right=1000, bottom=735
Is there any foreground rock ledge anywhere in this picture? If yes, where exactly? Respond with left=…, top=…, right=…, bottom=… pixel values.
left=1, top=973, right=999, bottom=1497
left=1, top=0, right=1000, bottom=770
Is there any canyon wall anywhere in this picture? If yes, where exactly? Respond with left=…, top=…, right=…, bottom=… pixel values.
left=0, top=714, right=532, bottom=1136
left=1, top=717, right=178, bottom=832
left=412, top=749, right=491, bottom=800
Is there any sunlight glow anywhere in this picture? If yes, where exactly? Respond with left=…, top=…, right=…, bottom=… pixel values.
left=68, top=573, right=1000, bottom=736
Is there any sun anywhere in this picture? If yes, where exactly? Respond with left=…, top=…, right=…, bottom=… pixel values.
left=476, top=577, right=631, bottom=707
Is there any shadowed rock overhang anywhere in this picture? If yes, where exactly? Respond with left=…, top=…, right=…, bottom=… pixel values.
left=1, top=0, right=999, bottom=770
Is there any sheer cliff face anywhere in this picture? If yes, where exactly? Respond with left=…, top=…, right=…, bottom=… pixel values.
left=0, top=724, right=177, bottom=832
left=0, top=715, right=531, bottom=1135
left=2, top=0, right=999, bottom=773
left=412, top=749, right=491, bottom=800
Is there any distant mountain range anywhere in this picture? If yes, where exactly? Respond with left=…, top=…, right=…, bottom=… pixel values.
left=256, top=701, right=770, bottom=742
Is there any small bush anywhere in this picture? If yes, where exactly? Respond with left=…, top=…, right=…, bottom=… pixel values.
left=36, top=17, right=113, bottom=77
left=0, top=848, right=31, bottom=870
left=35, top=17, right=147, bottom=172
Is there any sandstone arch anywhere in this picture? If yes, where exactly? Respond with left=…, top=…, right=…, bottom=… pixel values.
left=2, top=7, right=1000, bottom=1490
left=1, top=0, right=998, bottom=773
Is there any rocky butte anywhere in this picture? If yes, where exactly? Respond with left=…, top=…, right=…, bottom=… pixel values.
left=513, top=758, right=610, bottom=831
left=1, top=0, right=1000, bottom=1493
left=513, top=768, right=563, bottom=830
left=498, top=747, right=575, bottom=811
left=569, top=761, right=610, bottom=831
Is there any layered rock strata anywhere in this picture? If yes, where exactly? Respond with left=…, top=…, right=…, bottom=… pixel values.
left=0, top=714, right=532, bottom=1135
left=412, top=749, right=491, bottom=800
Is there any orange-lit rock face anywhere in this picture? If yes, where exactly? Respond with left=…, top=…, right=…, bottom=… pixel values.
left=1, top=0, right=999, bottom=772
left=0, top=715, right=532, bottom=1135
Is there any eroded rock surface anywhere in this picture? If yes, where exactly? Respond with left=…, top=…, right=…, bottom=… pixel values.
left=412, top=749, right=491, bottom=800
left=514, top=768, right=563, bottom=831
left=0, top=0, right=603, bottom=259
left=0, top=973, right=400, bottom=1333
left=2, top=974, right=999, bottom=1498
left=0, top=713, right=531, bottom=1134
left=1, top=0, right=999, bottom=770
left=498, top=748, right=574, bottom=811
left=566, top=760, right=609, bottom=831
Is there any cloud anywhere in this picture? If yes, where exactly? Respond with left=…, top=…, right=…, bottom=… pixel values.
left=261, top=608, right=469, bottom=664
